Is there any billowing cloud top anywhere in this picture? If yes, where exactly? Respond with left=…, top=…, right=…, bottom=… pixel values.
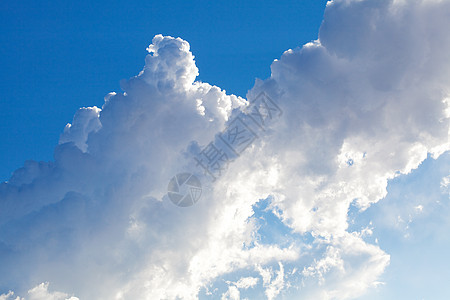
left=1, top=0, right=449, bottom=299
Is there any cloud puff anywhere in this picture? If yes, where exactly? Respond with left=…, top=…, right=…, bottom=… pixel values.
left=1, top=0, right=449, bottom=299
left=0, top=282, right=78, bottom=300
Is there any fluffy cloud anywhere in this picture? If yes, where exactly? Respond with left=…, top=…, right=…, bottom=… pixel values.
left=1, top=0, right=449, bottom=299
left=0, top=282, right=78, bottom=300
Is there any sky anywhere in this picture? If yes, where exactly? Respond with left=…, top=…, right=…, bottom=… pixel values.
left=0, top=0, right=328, bottom=181
left=0, top=0, right=449, bottom=299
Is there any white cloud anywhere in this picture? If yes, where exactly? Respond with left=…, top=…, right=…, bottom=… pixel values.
left=258, top=263, right=285, bottom=300
left=27, top=283, right=78, bottom=300
left=221, top=286, right=240, bottom=300
left=441, top=174, right=450, bottom=192
left=350, top=152, right=450, bottom=299
left=59, top=106, right=102, bottom=153
left=0, top=283, right=78, bottom=300
left=221, top=276, right=259, bottom=300
left=235, top=277, right=259, bottom=290
left=1, top=0, right=449, bottom=299
left=0, top=291, right=20, bottom=300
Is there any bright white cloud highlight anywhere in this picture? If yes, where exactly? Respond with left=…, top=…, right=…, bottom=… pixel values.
left=0, top=283, right=79, bottom=300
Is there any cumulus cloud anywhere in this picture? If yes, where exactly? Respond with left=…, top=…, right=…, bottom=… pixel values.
left=1, top=0, right=449, bottom=299
left=0, top=282, right=78, bottom=300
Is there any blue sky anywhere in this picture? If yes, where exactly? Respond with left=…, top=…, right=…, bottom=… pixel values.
left=0, top=0, right=328, bottom=181
left=1, top=0, right=449, bottom=299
